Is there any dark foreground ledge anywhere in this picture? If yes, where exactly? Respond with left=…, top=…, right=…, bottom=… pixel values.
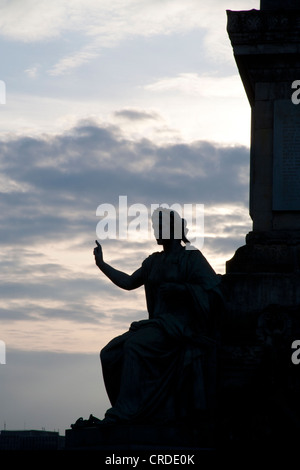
left=65, top=423, right=215, bottom=452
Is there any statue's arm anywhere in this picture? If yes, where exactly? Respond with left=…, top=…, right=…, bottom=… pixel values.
left=93, top=241, right=143, bottom=291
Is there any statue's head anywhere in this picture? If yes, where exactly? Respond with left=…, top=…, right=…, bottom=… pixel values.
left=151, top=208, right=189, bottom=245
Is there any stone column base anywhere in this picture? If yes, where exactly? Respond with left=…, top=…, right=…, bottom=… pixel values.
left=226, top=231, right=300, bottom=274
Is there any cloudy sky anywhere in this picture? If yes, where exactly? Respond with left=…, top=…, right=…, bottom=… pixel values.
left=0, top=0, right=259, bottom=435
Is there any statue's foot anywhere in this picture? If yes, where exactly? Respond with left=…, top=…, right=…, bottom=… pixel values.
left=71, top=414, right=116, bottom=429
left=71, top=417, right=88, bottom=429
left=87, top=414, right=103, bottom=426
left=71, top=415, right=102, bottom=429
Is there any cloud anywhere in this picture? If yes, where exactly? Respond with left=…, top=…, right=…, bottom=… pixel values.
left=114, top=109, right=160, bottom=122
left=24, top=65, right=40, bottom=78
left=0, top=1, right=67, bottom=42
left=0, top=0, right=260, bottom=75
left=0, top=118, right=250, bottom=237
left=145, top=73, right=245, bottom=98
left=0, top=120, right=250, bottom=226
left=48, top=45, right=100, bottom=76
left=0, top=0, right=205, bottom=42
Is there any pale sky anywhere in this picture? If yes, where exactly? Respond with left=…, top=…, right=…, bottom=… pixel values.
left=0, top=0, right=259, bottom=434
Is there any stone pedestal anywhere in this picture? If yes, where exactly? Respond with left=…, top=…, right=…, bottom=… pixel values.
left=226, top=6, right=300, bottom=272
left=222, top=3, right=300, bottom=445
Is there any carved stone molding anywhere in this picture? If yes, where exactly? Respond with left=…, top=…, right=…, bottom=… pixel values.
left=227, top=10, right=300, bottom=45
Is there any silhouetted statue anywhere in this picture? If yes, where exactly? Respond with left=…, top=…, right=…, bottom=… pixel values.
left=73, top=209, right=223, bottom=428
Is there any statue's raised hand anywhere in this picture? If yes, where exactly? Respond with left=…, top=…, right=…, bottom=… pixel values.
left=94, top=240, right=104, bottom=266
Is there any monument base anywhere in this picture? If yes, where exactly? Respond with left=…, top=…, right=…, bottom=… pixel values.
left=65, top=422, right=215, bottom=451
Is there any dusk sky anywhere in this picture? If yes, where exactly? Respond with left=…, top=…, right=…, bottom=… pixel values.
left=0, top=0, right=259, bottom=434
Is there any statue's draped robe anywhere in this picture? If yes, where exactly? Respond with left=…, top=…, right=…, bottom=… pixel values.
left=100, top=246, right=222, bottom=424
